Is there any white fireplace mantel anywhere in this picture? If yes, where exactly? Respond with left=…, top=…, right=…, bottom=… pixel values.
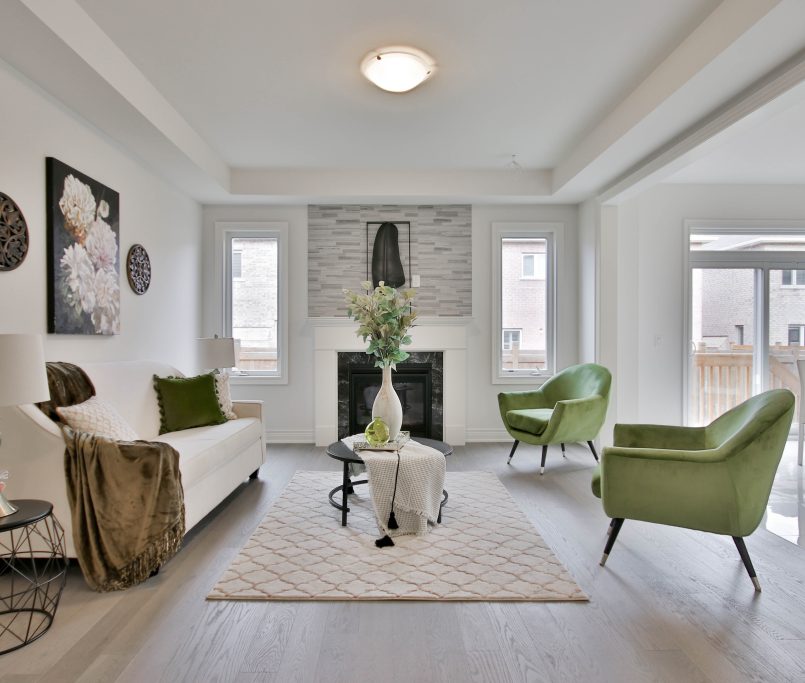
left=313, top=321, right=467, bottom=446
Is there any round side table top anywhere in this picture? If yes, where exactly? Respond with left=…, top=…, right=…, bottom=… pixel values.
left=326, top=437, right=453, bottom=463
left=0, top=499, right=53, bottom=531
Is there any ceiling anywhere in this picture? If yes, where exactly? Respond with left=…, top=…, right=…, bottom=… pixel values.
left=4, top=0, right=805, bottom=203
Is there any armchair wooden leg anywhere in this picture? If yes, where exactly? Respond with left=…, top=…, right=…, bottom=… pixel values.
left=561, top=442, right=566, bottom=458
left=606, top=518, right=617, bottom=536
left=587, top=441, right=599, bottom=462
left=733, top=537, right=761, bottom=592
left=540, top=444, right=548, bottom=475
left=507, top=440, right=519, bottom=464
left=600, top=518, right=624, bottom=566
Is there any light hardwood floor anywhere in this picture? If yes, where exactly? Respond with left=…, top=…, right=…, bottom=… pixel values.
left=3, top=442, right=804, bottom=683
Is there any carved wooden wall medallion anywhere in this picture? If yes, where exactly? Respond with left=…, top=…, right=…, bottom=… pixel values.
left=126, top=243, right=151, bottom=294
left=0, top=192, right=29, bottom=271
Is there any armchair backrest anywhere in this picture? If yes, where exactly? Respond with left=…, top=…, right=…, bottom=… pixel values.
left=706, top=389, right=794, bottom=535
left=542, top=363, right=611, bottom=404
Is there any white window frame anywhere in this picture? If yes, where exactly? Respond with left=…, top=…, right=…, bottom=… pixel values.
left=492, top=222, right=559, bottom=384
left=215, top=221, right=289, bottom=384
left=683, top=219, right=805, bottom=423
left=502, top=329, right=522, bottom=351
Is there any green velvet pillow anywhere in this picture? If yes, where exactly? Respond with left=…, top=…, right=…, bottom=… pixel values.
left=153, top=373, right=227, bottom=434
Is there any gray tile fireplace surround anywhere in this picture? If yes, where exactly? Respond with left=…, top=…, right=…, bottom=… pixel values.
left=337, top=351, right=444, bottom=440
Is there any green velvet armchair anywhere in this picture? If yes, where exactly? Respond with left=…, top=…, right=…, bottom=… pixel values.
left=498, top=363, right=611, bottom=474
left=592, top=388, right=795, bottom=592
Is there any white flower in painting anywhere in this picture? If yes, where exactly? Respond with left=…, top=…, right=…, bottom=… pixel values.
left=92, top=268, right=120, bottom=335
left=60, top=244, right=96, bottom=314
left=58, top=175, right=96, bottom=244
left=85, top=218, right=117, bottom=272
left=97, top=200, right=110, bottom=219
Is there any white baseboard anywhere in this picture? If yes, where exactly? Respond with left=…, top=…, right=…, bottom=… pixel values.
left=265, top=429, right=315, bottom=444
left=465, top=428, right=511, bottom=442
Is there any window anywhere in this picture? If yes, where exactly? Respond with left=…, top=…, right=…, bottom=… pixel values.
left=781, top=269, right=805, bottom=287
left=502, top=329, right=521, bottom=351
left=492, top=223, right=559, bottom=383
left=231, top=250, right=243, bottom=279
left=521, top=254, right=546, bottom=280
left=789, top=325, right=805, bottom=346
left=216, top=222, right=288, bottom=382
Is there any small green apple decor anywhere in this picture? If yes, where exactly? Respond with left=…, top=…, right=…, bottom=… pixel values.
left=364, top=417, right=390, bottom=446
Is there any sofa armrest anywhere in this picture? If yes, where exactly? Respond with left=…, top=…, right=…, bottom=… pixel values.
left=544, top=395, right=607, bottom=443
left=232, top=400, right=263, bottom=422
left=613, top=423, right=707, bottom=450
left=600, top=445, right=735, bottom=534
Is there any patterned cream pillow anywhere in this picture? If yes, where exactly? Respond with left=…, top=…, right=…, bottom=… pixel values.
left=214, top=372, right=238, bottom=420
left=56, top=395, right=139, bottom=441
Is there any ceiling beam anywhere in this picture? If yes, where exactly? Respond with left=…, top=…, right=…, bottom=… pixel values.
left=552, top=0, right=780, bottom=197
left=18, top=0, right=230, bottom=192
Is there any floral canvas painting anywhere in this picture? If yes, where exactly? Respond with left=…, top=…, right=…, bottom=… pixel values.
left=46, top=158, right=120, bottom=335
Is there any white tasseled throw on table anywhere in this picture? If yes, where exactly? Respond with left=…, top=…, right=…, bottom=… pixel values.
left=341, top=436, right=446, bottom=537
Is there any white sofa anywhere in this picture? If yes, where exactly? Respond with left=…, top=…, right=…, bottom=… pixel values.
left=0, top=360, right=266, bottom=557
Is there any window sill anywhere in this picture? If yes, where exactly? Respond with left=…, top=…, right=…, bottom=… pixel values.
left=492, top=373, right=551, bottom=386
left=229, top=374, right=288, bottom=386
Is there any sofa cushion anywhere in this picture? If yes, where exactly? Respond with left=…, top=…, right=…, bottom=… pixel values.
left=56, top=395, right=139, bottom=441
left=153, top=373, right=227, bottom=434
left=506, top=408, right=553, bottom=435
left=155, top=418, right=262, bottom=488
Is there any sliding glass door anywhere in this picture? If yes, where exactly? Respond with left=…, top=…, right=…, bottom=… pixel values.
left=689, top=268, right=757, bottom=426
left=687, top=228, right=805, bottom=427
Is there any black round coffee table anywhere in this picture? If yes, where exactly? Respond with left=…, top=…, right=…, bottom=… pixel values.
left=326, top=437, right=453, bottom=527
left=0, top=499, right=68, bottom=655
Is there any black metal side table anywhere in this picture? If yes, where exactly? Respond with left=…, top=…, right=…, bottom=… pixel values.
left=0, top=500, right=68, bottom=655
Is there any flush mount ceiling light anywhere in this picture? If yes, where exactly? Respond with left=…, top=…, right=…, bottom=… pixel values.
left=360, top=46, right=435, bottom=93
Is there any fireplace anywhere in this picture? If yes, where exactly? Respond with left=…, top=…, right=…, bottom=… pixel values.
left=338, top=352, right=443, bottom=439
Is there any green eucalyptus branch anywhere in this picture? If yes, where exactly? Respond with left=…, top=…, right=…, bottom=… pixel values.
left=343, top=280, right=417, bottom=369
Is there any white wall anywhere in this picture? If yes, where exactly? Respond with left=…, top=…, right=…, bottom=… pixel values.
left=0, top=60, right=202, bottom=368
left=202, top=203, right=579, bottom=443
left=601, top=183, right=805, bottom=431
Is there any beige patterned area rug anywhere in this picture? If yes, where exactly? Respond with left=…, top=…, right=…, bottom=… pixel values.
left=208, top=470, right=587, bottom=602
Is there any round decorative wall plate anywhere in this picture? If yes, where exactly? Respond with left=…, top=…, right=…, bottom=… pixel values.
left=0, top=192, right=29, bottom=271
left=126, top=243, right=151, bottom=294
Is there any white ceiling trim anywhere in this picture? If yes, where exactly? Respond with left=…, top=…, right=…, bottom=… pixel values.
left=552, top=0, right=781, bottom=197
left=598, top=47, right=805, bottom=205
left=20, top=0, right=230, bottom=191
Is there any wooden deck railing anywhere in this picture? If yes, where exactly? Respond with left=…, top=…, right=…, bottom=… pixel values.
left=692, top=346, right=801, bottom=424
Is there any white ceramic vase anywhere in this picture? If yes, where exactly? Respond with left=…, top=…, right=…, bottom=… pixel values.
left=372, top=365, right=403, bottom=439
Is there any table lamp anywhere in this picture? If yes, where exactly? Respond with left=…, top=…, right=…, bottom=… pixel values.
left=197, top=335, right=237, bottom=372
left=0, top=334, right=50, bottom=516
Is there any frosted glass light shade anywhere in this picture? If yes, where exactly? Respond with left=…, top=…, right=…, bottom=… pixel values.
left=0, top=334, right=49, bottom=406
left=361, top=47, right=435, bottom=93
left=197, top=337, right=236, bottom=369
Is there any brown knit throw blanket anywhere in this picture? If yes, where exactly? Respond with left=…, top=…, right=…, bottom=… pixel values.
left=37, top=362, right=185, bottom=591
left=63, top=428, right=186, bottom=591
left=36, top=361, right=95, bottom=422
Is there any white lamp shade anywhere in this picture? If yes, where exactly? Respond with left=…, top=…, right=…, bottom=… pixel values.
left=0, top=334, right=50, bottom=406
left=361, top=46, right=435, bottom=93
left=197, top=337, right=236, bottom=369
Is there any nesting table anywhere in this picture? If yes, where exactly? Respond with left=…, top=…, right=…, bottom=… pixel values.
left=326, top=437, right=453, bottom=527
